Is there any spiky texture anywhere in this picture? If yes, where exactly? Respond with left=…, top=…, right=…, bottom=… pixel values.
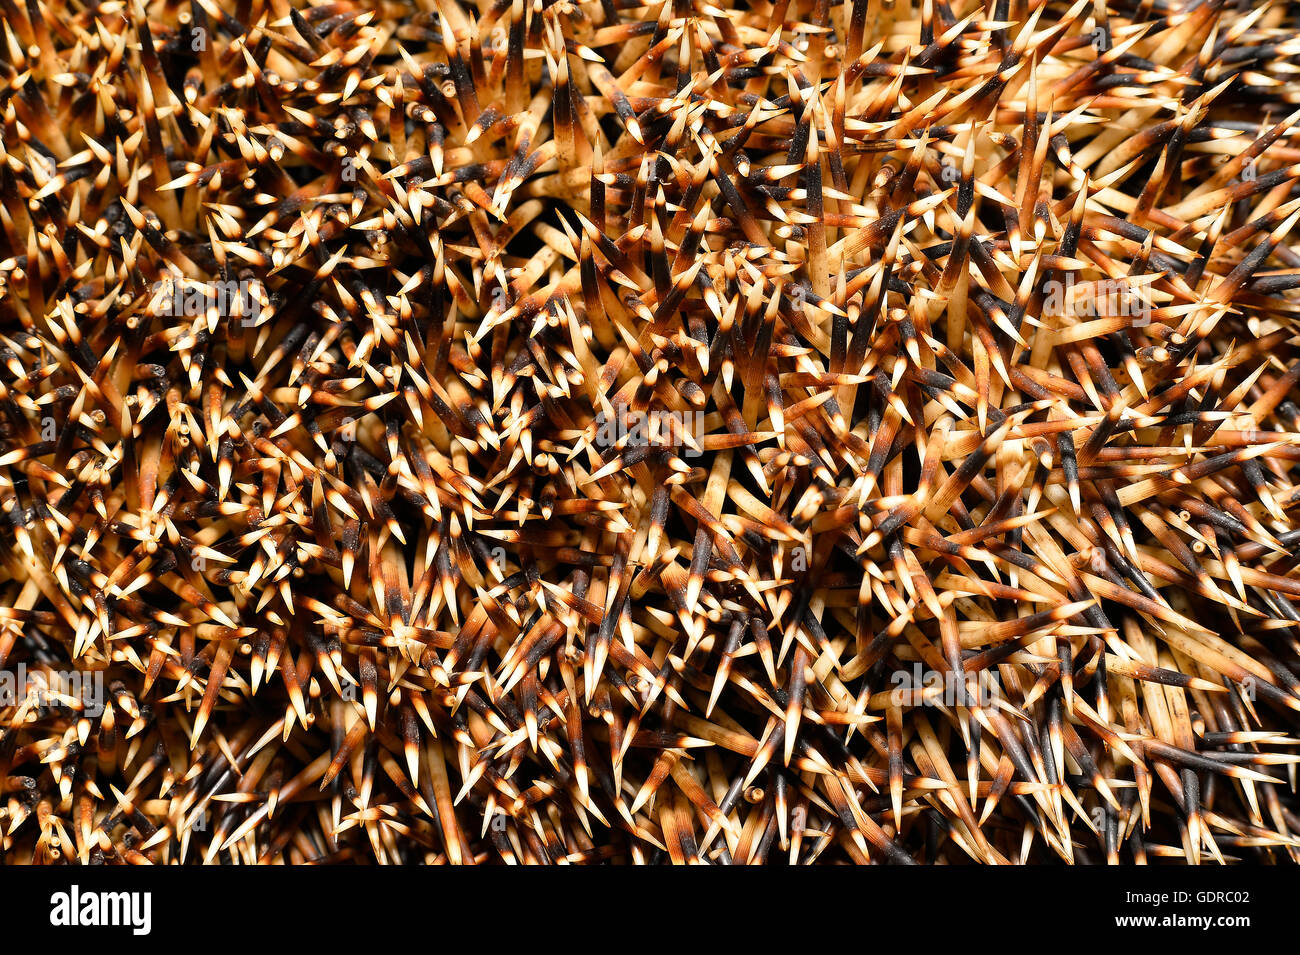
left=2, top=0, right=1300, bottom=865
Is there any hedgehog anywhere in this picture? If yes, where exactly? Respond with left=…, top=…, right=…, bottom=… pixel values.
left=0, top=0, right=1299, bottom=866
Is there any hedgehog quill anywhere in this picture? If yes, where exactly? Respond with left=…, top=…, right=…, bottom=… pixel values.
left=1, top=0, right=1300, bottom=866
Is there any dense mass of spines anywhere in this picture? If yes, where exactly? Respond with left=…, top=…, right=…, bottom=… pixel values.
left=2, top=0, right=1300, bottom=864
